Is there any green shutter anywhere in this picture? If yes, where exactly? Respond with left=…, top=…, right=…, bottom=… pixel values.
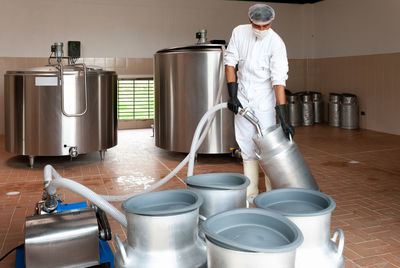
left=117, top=79, right=154, bottom=120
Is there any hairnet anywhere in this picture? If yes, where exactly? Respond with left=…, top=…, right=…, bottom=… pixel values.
left=248, top=4, right=275, bottom=25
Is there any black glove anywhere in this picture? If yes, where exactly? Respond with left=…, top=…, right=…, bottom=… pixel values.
left=227, top=82, right=243, bottom=114
left=275, top=104, right=295, bottom=140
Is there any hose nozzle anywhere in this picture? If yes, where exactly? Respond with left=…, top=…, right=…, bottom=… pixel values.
left=238, top=107, right=263, bottom=137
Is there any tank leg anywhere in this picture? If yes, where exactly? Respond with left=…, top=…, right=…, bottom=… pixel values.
left=100, top=150, right=106, bottom=161
left=28, top=155, right=35, bottom=168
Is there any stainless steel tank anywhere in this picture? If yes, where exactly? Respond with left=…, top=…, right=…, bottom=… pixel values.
left=154, top=45, right=235, bottom=153
left=4, top=65, right=117, bottom=166
left=340, top=93, right=359, bottom=129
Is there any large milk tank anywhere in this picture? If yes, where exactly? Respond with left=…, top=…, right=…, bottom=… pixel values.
left=4, top=65, right=117, bottom=166
left=154, top=45, right=236, bottom=153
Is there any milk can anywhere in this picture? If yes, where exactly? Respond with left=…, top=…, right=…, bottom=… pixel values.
left=288, top=95, right=302, bottom=127
left=255, top=189, right=345, bottom=268
left=114, top=189, right=207, bottom=268
left=301, top=93, right=314, bottom=126
left=184, top=173, right=249, bottom=218
left=201, top=208, right=303, bottom=268
left=340, top=93, right=359, bottom=129
left=328, top=93, right=341, bottom=127
left=312, top=92, right=324, bottom=124
left=253, top=124, right=319, bottom=190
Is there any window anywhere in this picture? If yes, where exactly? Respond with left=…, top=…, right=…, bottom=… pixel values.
left=117, top=78, right=154, bottom=120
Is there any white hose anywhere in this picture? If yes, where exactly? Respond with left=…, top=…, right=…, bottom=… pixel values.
left=43, top=102, right=229, bottom=225
left=46, top=175, right=127, bottom=227
left=100, top=102, right=228, bottom=202
left=44, top=164, right=62, bottom=191
left=187, top=103, right=228, bottom=176
left=43, top=47, right=230, bottom=223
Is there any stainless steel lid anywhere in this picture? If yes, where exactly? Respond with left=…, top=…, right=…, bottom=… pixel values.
left=6, top=65, right=116, bottom=75
left=156, top=44, right=224, bottom=54
left=341, top=93, right=358, bottom=104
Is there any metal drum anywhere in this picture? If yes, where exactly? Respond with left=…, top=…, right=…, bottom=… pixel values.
left=328, top=93, right=341, bottom=127
left=254, top=124, right=319, bottom=190
left=301, top=93, right=314, bottom=126
left=288, top=95, right=302, bottom=127
left=154, top=45, right=235, bottom=153
left=255, top=189, right=345, bottom=268
left=4, top=66, right=117, bottom=166
left=340, top=93, right=359, bottom=129
left=312, top=92, right=324, bottom=124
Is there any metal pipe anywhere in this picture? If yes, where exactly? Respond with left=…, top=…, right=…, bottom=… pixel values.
left=238, top=108, right=263, bottom=137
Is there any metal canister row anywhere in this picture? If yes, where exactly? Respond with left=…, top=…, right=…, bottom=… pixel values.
left=287, top=91, right=359, bottom=130
left=329, top=93, right=359, bottom=129
left=287, top=91, right=324, bottom=127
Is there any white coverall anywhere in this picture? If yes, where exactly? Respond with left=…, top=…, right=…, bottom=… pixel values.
left=224, top=24, right=289, bottom=160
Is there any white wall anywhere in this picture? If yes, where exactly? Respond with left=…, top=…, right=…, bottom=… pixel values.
left=311, top=0, right=400, bottom=58
left=0, top=0, right=306, bottom=58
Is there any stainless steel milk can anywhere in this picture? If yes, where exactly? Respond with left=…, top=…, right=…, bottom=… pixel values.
left=201, top=208, right=304, bottom=268
left=114, top=189, right=207, bottom=268
left=255, top=189, right=345, bottom=268
left=340, top=93, right=359, bottom=129
left=253, top=124, right=319, bottom=190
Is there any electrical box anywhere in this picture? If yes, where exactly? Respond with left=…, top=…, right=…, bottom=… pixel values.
left=68, top=41, right=81, bottom=58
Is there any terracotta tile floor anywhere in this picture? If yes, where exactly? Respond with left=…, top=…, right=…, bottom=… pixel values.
left=0, top=125, right=399, bottom=267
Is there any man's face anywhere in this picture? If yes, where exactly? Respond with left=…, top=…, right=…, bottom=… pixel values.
left=250, top=20, right=272, bottom=31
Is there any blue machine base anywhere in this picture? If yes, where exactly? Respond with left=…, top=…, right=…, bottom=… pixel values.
left=16, top=202, right=114, bottom=268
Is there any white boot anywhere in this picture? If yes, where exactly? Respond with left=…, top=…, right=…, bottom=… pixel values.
left=265, top=174, right=272, bottom=192
left=243, top=160, right=259, bottom=199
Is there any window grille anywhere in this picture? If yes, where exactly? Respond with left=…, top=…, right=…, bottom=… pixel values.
left=117, top=78, right=154, bottom=120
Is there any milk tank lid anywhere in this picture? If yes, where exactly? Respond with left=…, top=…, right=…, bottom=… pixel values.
left=156, top=44, right=224, bottom=53
left=6, top=65, right=115, bottom=74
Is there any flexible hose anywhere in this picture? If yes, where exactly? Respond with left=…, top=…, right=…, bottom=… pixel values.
left=44, top=102, right=229, bottom=225
left=44, top=46, right=230, bottom=222
left=100, top=102, right=228, bottom=202
left=187, top=103, right=228, bottom=176
left=47, top=177, right=127, bottom=227
left=100, top=48, right=227, bottom=202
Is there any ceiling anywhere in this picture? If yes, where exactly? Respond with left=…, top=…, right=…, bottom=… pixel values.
left=232, top=0, right=323, bottom=4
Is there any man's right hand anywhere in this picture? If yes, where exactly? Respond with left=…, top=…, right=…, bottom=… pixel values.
left=227, top=82, right=243, bottom=114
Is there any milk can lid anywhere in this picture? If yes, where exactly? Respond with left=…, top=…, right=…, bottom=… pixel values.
left=122, top=189, right=203, bottom=216
left=201, top=208, right=303, bottom=253
left=254, top=188, right=336, bottom=217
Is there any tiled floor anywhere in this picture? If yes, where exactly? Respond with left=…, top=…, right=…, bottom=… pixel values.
left=0, top=125, right=399, bottom=267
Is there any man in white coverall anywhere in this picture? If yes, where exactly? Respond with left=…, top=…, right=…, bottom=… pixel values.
left=225, top=4, right=294, bottom=199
